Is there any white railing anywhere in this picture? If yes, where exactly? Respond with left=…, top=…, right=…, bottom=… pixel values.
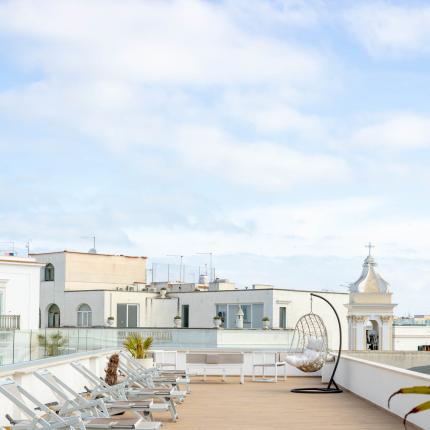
left=0, top=328, right=294, bottom=366
left=0, top=315, right=20, bottom=330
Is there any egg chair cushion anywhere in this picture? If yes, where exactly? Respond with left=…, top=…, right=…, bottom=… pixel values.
left=285, top=336, right=326, bottom=371
left=307, top=337, right=324, bottom=351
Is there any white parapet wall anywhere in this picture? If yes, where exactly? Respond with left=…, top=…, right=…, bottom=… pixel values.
left=0, top=349, right=117, bottom=427
left=394, top=325, right=430, bottom=351
left=336, top=354, right=430, bottom=430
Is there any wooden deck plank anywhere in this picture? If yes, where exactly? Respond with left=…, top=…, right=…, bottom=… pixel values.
left=157, top=377, right=418, bottom=430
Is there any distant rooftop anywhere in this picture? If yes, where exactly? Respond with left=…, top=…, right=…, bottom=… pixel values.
left=30, top=250, right=147, bottom=259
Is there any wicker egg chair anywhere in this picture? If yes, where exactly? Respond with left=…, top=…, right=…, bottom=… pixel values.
left=286, top=293, right=343, bottom=394
left=285, top=313, right=328, bottom=373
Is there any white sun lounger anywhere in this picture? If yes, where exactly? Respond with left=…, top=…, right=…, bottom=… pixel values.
left=116, top=360, right=186, bottom=401
left=119, top=351, right=190, bottom=393
left=70, top=362, right=177, bottom=421
left=0, top=378, right=154, bottom=429
left=34, top=369, right=161, bottom=430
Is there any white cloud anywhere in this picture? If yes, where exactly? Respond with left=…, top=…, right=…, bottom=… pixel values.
left=0, top=0, right=323, bottom=86
left=126, top=196, right=430, bottom=263
left=350, top=114, right=430, bottom=149
left=176, top=125, right=350, bottom=189
left=0, top=0, right=337, bottom=181
left=345, top=2, right=430, bottom=56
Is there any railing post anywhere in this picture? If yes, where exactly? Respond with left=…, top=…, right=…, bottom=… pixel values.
left=12, top=329, right=15, bottom=364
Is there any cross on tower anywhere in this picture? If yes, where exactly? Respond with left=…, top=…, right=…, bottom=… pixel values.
left=365, top=242, right=375, bottom=256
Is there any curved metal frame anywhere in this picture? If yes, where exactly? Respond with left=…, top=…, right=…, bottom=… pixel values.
left=291, top=293, right=343, bottom=394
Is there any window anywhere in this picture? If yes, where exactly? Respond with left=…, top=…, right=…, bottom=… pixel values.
left=279, top=307, right=287, bottom=329
left=251, top=304, right=263, bottom=328
left=181, top=305, right=189, bottom=328
left=216, top=303, right=264, bottom=329
left=216, top=304, right=227, bottom=327
left=117, top=304, right=139, bottom=328
left=77, top=304, right=92, bottom=327
left=48, top=304, right=60, bottom=328
left=44, top=263, right=55, bottom=281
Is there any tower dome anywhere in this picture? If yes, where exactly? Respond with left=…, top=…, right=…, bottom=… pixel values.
left=349, top=251, right=390, bottom=294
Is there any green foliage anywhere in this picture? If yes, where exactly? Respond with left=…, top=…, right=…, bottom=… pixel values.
left=123, top=333, right=153, bottom=359
left=38, top=333, right=68, bottom=357
left=389, top=385, right=430, bottom=428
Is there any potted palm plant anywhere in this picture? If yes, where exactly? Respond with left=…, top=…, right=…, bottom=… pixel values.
left=123, top=333, right=154, bottom=368
left=37, top=332, right=68, bottom=357
left=262, top=316, right=270, bottom=330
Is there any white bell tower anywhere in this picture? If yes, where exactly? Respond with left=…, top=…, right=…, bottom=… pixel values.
left=346, top=244, right=396, bottom=351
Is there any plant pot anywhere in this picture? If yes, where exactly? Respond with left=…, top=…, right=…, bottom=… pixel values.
left=213, top=318, right=222, bottom=328
left=136, top=357, right=154, bottom=368
left=262, top=320, right=270, bottom=330
left=174, top=318, right=181, bottom=328
left=159, top=289, right=167, bottom=299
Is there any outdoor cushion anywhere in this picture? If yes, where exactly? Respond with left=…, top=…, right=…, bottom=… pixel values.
left=206, top=354, right=220, bottom=364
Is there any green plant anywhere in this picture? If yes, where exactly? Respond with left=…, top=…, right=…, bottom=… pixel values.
left=389, top=385, right=430, bottom=427
left=262, top=316, right=270, bottom=321
left=123, top=333, right=153, bottom=359
left=213, top=315, right=221, bottom=320
left=174, top=315, right=181, bottom=320
left=38, top=333, right=68, bottom=357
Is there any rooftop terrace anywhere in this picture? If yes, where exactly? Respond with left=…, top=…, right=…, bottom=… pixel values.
left=163, top=376, right=416, bottom=430
left=0, top=349, right=428, bottom=429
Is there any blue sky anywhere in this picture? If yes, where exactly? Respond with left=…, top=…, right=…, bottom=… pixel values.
left=1, top=0, right=430, bottom=314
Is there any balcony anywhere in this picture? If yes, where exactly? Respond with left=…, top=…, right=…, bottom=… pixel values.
left=0, top=315, right=20, bottom=330
left=0, top=347, right=428, bottom=429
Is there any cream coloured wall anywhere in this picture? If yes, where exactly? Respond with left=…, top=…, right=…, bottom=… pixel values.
left=350, top=292, right=393, bottom=304
left=64, top=252, right=147, bottom=291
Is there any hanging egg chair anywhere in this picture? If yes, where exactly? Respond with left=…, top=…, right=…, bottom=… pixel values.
left=285, top=313, right=328, bottom=372
left=286, top=293, right=343, bottom=394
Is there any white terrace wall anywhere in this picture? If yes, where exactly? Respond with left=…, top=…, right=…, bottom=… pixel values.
left=0, top=349, right=115, bottom=427
left=336, top=354, right=430, bottom=430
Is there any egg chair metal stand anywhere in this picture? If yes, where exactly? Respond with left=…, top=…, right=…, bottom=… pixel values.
left=290, top=293, right=343, bottom=394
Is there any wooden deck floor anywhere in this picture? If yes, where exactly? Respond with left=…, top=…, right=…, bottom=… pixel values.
left=158, top=377, right=417, bottom=430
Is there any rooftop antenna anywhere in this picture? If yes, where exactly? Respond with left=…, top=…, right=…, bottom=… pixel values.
left=197, top=252, right=213, bottom=282
left=26, top=240, right=31, bottom=257
left=82, top=235, right=97, bottom=253
left=167, top=254, right=184, bottom=283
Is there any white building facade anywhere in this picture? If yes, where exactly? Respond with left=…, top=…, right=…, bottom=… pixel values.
left=32, top=251, right=148, bottom=328
left=0, top=256, right=43, bottom=329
